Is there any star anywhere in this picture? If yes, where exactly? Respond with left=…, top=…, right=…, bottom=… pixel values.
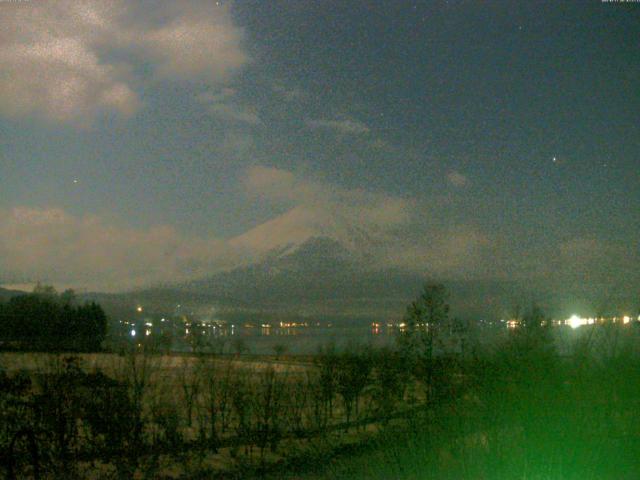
left=552, top=157, right=557, bottom=163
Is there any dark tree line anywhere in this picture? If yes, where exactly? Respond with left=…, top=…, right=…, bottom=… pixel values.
left=0, top=286, right=107, bottom=352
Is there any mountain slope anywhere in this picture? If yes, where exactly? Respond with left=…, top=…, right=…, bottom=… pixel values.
left=102, top=235, right=529, bottom=321
left=184, top=236, right=386, bottom=304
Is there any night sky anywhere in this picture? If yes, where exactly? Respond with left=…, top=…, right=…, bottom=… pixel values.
left=1, top=1, right=638, bottom=311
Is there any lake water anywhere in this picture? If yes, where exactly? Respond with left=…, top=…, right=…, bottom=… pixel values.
left=170, top=325, right=397, bottom=355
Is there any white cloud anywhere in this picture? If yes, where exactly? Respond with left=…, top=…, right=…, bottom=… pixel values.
left=446, top=170, right=469, bottom=188
left=235, top=166, right=413, bottom=254
left=197, top=88, right=260, bottom=125
left=208, top=103, right=260, bottom=125
left=244, top=165, right=296, bottom=196
left=271, top=84, right=305, bottom=101
left=237, top=166, right=498, bottom=276
left=0, top=1, right=247, bottom=124
left=141, top=5, right=247, bottom=83
left=383, top=225, right=491, bottom=275
left=230, top=206, right=329, bottom=255
left=0, top=206, right=238, bottom=291
left=306, top=118, right=370, bottom=135
left=0, top=36, right=139, bottom=123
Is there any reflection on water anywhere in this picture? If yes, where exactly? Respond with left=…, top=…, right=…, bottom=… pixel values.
left=122, top=307, right=406, bottom=354
left=188, top=324, right=396, bottom=355
left=121, top=313, right=624, bottom=356
left=239, top=325, right=396, bottom=354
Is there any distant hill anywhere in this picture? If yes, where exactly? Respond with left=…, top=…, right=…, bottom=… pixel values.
left=0, top=287, right=23, bottom=301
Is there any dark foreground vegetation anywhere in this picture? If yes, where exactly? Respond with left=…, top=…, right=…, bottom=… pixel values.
left=1, top=284, right=640, bottom=479
left=0, top=285, right=106, bottom=352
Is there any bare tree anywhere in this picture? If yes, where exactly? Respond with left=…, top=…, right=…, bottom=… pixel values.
left=196, top=356, right=221, bottom=452
left=371, top=347, right=410, bottom=420
left=335, top=346, right=372, bottom=428
left=178, top=357, right=200, bottom=428
left=252, top=366, right=287, bottom=463
left=230, top=368, right=253, bottom=458
left=114, top=344, right=160, bottom=473
left=273, top=343, right=288, bottom=361
left=314, top=343, right=338, bottom=422
left=217, top=359, right=235, bottom=434
left=305, top=369, right=330, bottom=434
left=285, top=373, right=310, bottom=437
